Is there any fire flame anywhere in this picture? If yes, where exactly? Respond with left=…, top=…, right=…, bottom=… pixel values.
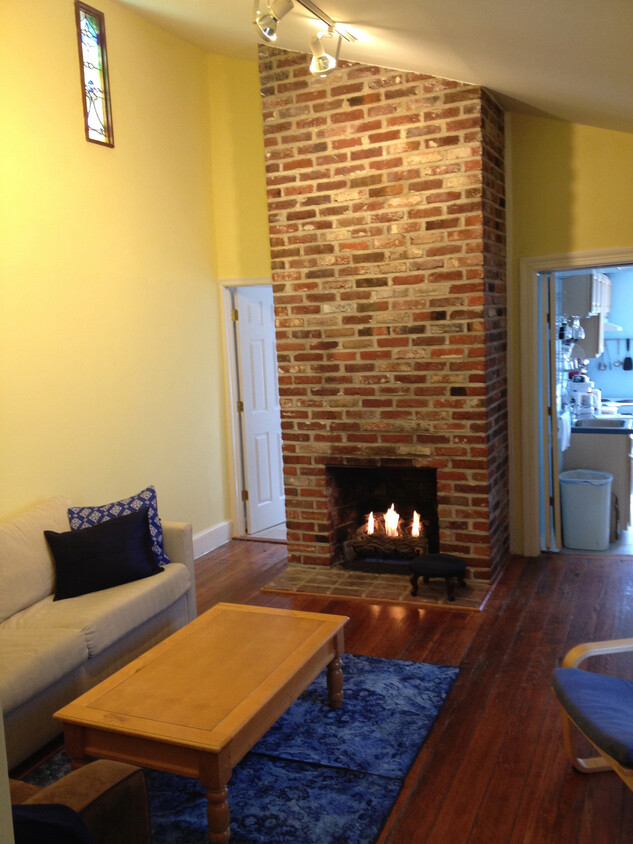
left=385, top=503, right=400, bottom=537
left=364, top=505, right=422, bottom=538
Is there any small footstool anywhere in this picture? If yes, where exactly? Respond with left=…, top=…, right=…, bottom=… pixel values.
left=409, top=554, right=467, bottom=601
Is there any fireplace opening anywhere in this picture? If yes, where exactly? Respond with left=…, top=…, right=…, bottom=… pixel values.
left=326, top=465, right=439, bottom=570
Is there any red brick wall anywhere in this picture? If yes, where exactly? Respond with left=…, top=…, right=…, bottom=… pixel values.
left=258, top=45, right=509, bottom=581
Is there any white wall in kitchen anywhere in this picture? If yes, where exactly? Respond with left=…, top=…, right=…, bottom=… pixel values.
left=587, top=266, right=633, bottom=397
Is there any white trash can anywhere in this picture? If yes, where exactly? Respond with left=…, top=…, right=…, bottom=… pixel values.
left=559, top=469, right=613, bottom=551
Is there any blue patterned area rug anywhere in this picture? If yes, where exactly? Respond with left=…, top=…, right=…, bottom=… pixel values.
left=26, top=655, right=459, bottom=844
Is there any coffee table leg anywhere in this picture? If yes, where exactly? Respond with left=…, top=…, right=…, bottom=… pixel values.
left=326, top=632, right=345, bottom=708
left=206, top=785, right=231, bottom=843
left=62, top=725, right=92, bottom=770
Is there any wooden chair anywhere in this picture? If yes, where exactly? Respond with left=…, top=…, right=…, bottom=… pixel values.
left=551, top=637, right=633, bottom=789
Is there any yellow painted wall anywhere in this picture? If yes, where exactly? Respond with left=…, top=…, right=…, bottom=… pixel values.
left=206, top=54, right=271, bottom=280
left=507, top=113, right=633, bottom=551
left=0, top=0, right=229, bottom=530
left=509, top=114, right=633, bottom=258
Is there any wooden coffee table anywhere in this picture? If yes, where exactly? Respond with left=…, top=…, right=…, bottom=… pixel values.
left=55, top=602, right=348, bottom=842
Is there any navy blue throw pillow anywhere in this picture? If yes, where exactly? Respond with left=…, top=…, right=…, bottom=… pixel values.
left=45, top=508, right=162, bottom=601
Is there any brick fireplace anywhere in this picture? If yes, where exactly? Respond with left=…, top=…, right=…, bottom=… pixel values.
left=258, top=45, right=508, bottom=583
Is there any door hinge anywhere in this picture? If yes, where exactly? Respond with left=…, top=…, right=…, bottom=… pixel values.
left=237, top=400, right=244, bottom=413
left=231, top=308, right=239, bottom=322
left=241, top=489, right=249, bottom=502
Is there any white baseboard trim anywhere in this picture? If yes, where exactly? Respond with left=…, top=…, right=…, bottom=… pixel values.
left=193, top=520, right=232, bottom=560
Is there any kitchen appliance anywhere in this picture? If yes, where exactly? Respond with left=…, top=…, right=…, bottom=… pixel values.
left=577, top=391, right=601, bottom=416
left=568, top=377, right=601, bottom=417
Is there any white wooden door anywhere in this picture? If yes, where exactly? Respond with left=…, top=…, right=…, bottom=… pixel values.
left=235, top=286, right=285, bottom=534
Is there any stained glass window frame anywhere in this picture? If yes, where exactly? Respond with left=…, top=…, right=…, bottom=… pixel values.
left=74, top=2, right=114, bottom=147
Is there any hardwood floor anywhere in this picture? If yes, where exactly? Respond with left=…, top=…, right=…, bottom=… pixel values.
left=196, top=541, right=633, bottom=843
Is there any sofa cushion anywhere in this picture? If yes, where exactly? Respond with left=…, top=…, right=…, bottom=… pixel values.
left=45, top=509, right=161, bottom=601
left=68, top=486, right=170, bottom=567
left=1, top=562, right=191, bottom=657
left=0, top=628, right=87, bottom=712
left=0, top=497, right=71, bottom=623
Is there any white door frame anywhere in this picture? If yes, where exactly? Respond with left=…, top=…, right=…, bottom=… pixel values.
left=219, top=276, right=274, bottom=538
left=518, top=247, right=633, bottom=556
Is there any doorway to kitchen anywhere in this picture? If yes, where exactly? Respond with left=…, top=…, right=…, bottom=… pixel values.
left=519, top=250, right=633, bottom=557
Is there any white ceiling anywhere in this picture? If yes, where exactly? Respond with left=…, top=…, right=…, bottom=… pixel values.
left=118, top=0, right=633, bottom=133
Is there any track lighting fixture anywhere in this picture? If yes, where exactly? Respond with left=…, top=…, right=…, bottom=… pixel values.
left=253, top=0, right=357, bottom=72
left=255, top=0, right=294, bottom=43
left=309, top=27, right=340, bottom=77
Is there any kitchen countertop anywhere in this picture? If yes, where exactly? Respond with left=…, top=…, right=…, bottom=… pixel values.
left=600, top=399, right=633, bottom=417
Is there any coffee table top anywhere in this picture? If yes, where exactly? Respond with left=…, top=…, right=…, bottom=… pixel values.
left=55, top=603, right=348, bottom=754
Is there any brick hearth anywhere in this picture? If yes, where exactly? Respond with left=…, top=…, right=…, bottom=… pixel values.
left=258, top=45, right=508, bottom=582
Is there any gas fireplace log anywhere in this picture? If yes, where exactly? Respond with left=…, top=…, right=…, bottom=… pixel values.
left=350, top=532, right=429, bottom=560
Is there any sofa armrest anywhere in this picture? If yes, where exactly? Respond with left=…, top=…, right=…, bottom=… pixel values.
left=18, top=760, right=151, bottom=844
left=162, top=521, right=194, bottom=572
left=162, top=520, right=197, bottom=620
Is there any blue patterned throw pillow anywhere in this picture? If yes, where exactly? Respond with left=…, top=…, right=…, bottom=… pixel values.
left=68, top=485, right=170, bottom=566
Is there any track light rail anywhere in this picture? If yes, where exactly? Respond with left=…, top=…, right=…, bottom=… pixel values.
left=295, top=0, right=356, bottom=42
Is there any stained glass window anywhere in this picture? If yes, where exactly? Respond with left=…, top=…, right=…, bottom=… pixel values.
left=75, top=2, right=114, bottom=146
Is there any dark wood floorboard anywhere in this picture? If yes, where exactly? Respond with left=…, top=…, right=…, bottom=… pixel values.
left=194, top=541, right=633, bottom=843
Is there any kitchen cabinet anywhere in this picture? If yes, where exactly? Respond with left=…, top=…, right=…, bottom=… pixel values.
left=579, top=313, right=604, bottom=358
left=561, top=271, right=611, bottom=318
left=562, top=430, right=633, bottom=540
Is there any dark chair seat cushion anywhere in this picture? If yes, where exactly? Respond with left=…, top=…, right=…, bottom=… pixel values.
left=13, top=804, right=94, bottom=844
left=552, top=667, right=633, bottom=768
left=409, top=553, right=466, bottom=578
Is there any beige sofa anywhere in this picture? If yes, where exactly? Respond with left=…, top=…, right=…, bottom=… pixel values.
left=0, top=496, right=197, bottom=771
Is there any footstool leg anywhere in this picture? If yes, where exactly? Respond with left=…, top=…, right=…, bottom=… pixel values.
left=445, top=577, right=456, bottom=601
left=409, top=572, right=419, bottom=596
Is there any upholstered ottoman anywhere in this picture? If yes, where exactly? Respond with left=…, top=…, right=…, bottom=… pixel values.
left=409, top=554, right=467, bottom=601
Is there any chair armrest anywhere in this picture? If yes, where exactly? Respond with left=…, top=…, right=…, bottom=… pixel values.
left=562, top=637, right=633, bottom=668
left=22, top=760, right=151, bottom=844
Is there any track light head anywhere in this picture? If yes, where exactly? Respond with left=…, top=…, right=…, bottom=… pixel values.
left=309, top=28, right=339, bottom=76
left=255, top=0, right=294, bottom=42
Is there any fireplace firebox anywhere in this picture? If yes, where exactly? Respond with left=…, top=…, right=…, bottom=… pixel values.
left=326, top=465, right=439, bottom=569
